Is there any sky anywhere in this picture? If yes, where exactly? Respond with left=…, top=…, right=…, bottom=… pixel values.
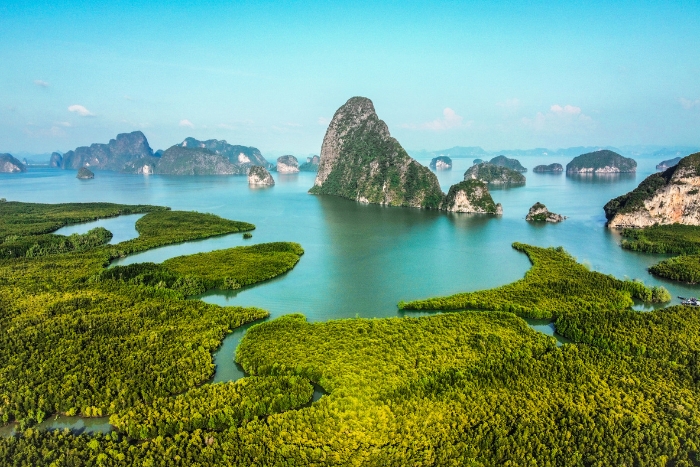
left=1, top=0, right=699, bottom=155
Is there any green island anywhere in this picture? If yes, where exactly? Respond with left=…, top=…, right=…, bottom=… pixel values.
left=619, top=224, right=700, bottom=283
left=0, top=202, right=301, bottom=432
left=400, top=242, right=669, bottom=318
left=620, top=224, right=700, bottom=254
left=7, top=203, right=700, bottom=465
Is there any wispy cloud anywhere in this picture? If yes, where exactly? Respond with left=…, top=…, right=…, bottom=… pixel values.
left=55, top=121, right=71, bottom=127
left=496, top=98, right=521, bottom=110
left=402, top=108, right=471, bottom=131
left=679, top=97, right=700, bottom=110
left=521, top=104, right=594, bottom=133
left=179, top=119, right=195, bottom=128
left=318, top=117, right=330, bottom=126
left=34, top=80, right=49, bottom=88
left=68, top=104, right=95, bottom=117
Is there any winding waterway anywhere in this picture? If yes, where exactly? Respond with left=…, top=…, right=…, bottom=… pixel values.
left=2, top=154, right=698, bottom=434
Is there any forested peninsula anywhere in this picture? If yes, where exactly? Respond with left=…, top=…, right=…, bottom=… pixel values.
left=5, top=200, right=700, bottom=464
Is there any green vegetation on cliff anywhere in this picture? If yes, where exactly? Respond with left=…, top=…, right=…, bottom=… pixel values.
left=309, top=97, right=444, bottom=209
left=440, top=179, right=501, bottom=214
left=605, top=153, right=700, bottom=221
left=464, top=162, right=525, bottom=185
left=566, top=150, right=637, bottom=173
left=399, top=243, right=668, bottom=318
left=489, top=155, right=526, bottom=172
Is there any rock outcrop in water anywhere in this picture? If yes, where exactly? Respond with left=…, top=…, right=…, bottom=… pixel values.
left=533, top=163, right=563, bottom=173
left=567, top=150, right=636, bottom=174
left=489, top=155, right=527, bottom=172
left=464, top=163, right=526, bottom=186
left=248, top=166, right=275, bottom=186
left=276, top=155, right=300, bottom=174
left=656, top=157, right=681, bottom=171
left=429, top=156, right=452, bottom=171
left=156, top=138, right=272, bottom=175
left=299, top=155, right=320, bottom=172
left=526, top=202, right=565, bottom=222
left=49, top=152, right=62, bottom=168
left=59, top=131, right=158, bottom=173
left=310, top=97, right=444, bottom=208
left=440, top=180, right=502, bottom=214
left=0, top=154, right=26, bottom=173
left=605, top=152, right=700, bottom=228
left=76, top=167, right=94, bottom=179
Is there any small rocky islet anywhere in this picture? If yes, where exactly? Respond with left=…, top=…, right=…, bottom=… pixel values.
left=76, top=167, right=94, bottom=179
left=533, top=163, right=563, bottom=173
left=0, top=154, right=26, bottom=173
left=247, top=165, right=275, bottom=186
left=429, top=155, right=452, bottom=170
left=275, top=155, right=300, bottom=174
left=525, top=202, right=565, bottom=223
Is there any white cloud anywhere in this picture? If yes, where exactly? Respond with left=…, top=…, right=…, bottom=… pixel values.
left=521, top=103, right=593, bottom=133
left=679, top=98, right=700, bottom=110
left=179, top=119, right=195, bottom=128
left=318, top=117, right=330, bottom=126
left=68, top=104, right=94, bottom=117
left=496, top=98, right=521, bottom=110
left=550, top=104, right=582, bottom=115
left=402, top=108, right=472, bottom=131
left=34, top=80, right=49, bottom=87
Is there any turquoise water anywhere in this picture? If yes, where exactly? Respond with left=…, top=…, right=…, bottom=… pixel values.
left=2, top=157, right=698, bottom=433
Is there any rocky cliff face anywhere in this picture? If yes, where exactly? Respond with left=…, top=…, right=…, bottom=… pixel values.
left=525, top=202, right=565, bottom=222
left=248, top=166, right=275, bottom=186
left=605, top=152, right=700, bottom=228
left=310, top=97, right=444, bottom=208
left=533, top=163, right=563, bottom=173
left=567, top=150, right=636, bottom=174
left=49, top=152, right=63, bottom=168
left=60, top=131, right=157, bottom=172
left=429, top=156, right=452, bottom=170
left=276, top=155, right=300, bottom=174
left=464, top=163, right=526, bottom=186
left=0, top=154, right=26, bottom=173
left=440, top=180, right=502, bottom=214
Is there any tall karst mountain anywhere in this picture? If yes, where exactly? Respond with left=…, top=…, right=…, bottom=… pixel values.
left=57, top=131, right=158, bottom=173
left=605, top=152, right=700, bottom=228
left=310, top=97, right=444, bottom=208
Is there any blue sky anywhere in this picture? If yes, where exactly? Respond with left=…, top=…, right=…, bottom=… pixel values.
left=1, top=0, right=699, bottom=155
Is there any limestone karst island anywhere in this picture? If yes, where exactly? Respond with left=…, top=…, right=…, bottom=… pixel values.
left=2, top=1, right=700, bottom=465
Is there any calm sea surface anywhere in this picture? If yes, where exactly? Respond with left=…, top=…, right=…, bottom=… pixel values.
left=1, top=155, right=698, bottom=424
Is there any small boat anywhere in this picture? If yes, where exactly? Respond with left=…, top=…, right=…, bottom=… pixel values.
left=679, top=296, right=700, bottom=306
